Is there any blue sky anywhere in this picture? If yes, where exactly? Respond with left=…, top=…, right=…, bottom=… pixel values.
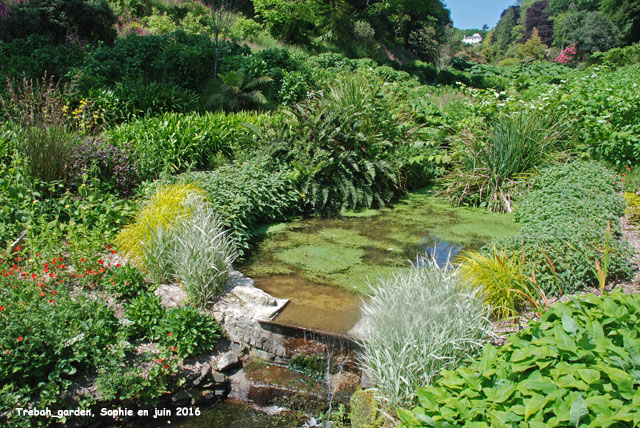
left=445, top=0, right=516, bottom=29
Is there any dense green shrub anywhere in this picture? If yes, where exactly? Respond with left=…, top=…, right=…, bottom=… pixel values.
left=0, top=35, right=85, bottom=81
left=79, top=32, right=249, bottom=91
left=157, top=306, right=221, bottom=357
left=102, top=264, right=149, bottom=299
left=550, top=65, right=640, bottom=167
left=0, top=0, right=117, bottom=45
left=590, top=43, right=640, bottom=66
left=359, top=256, right=491, bottom=406
left=502, top=160, right=632, bottom=296
left=400, top=292, right=640, bottom=427
left=0, top=254, right=120, bottom=416
left=86, top=80, right=201, bottom=124
left=125, top=292, right=165, bottom=340
left=258, top=72, right=419, bottom=214
left=171, top=161, right=302, bottom=256
left=105, top=111, right=270, bottom=180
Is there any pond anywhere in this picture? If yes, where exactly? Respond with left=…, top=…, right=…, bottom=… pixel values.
left=240, top=190, right=520, bottom=334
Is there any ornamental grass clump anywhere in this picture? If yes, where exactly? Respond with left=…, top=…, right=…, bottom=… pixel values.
left=359, top=255, right=492, bottom=406
left=115, top=183, right=207, bottom=266
left=170, top=194, right=238, bottom=308
left=442, top=112, right=564, bottom=213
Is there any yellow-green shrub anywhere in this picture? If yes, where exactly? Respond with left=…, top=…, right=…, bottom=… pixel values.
left=624, top=192, right=640, bottom=226
left=115, top=183, right=207, bottom=266
left=458, top=247, right=538, bottom=319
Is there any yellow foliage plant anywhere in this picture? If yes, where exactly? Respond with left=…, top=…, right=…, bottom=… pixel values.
left=623, top=192, right=640, bottom=226
left=115, top=183, right=208, bottom=266
left=458, top=247, right=542, bottom=320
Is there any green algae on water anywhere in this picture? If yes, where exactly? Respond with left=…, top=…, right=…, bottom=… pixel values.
left=242, top=191, right=520, bottom=295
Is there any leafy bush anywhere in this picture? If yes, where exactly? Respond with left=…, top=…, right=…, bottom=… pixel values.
left=80, top=32, right=249, bottom=91
left=86, top=80, right=201, bottom=124
left=125, top=292, right=165, bottom=340
left=399, top=292, right=640, bottom=427
left=501, top=160, right=633, bottom=296
left=157, top=306, right=221, bottom=357
left=0, top=253, right=120, bottom=421
left=441, top=112, right=564, bottom=213
left=102, top=264, right=149, bottom=299
left=1, top=0, right=117, bottom=45
left=105, top=111, right=269, bottom=180
left=258, top=72, right=415, bottom=214
left=170, top=161, right=302, bottom=256
left=551, top=65, right=640, bottom=167
left=67, top=137, right=138, bottom=195
left=115, top=183, right=208, bottom=266
left=359, top=255, right=491, bottom=406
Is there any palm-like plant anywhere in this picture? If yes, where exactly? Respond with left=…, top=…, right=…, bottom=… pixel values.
left=204, top=70, right=273, bottom=112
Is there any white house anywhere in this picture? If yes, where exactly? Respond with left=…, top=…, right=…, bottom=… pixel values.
left=462, top=33, right=482, bottom=45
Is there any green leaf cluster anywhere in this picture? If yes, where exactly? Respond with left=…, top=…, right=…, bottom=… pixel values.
left=400, top=292, right=640, bottom=427
left=501, top=160, right=632, bottom=296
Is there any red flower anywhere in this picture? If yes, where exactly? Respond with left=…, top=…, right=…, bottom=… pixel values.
left=81, top=258, right=86, bottom=262
left=173, top=347, right=178, bottom=351
left=106, top=245, right=111, bottom=250
left=17, top=336, right=22, bottom=342
left=0, top=306, right=4, bottom=311
left=31, top=273, right=37, bottom=280
left=116, top=264, right=121, bottom=268
left=5, top=350, right=9, bottom=354
left=52, top=290, right=57, bottom=296
left=168, top=332, right=172, bottom=336
left=158, top=358, right=163, bottom=363
left=49, top=299, right=55, bottom=304
left=98, top=260, right=103, bottom=265
left=14, top=246, right=20, bottom=251
left=40, top=292, right=45, bottom=297
left=164, top=364, right=170, bottom=370
left=110, top=251, right=116, bottom=255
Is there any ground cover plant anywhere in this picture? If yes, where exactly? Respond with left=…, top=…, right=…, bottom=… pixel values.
left=399, top=292, right=640, bottom=427
left=461, top=160, right=633, bottom=318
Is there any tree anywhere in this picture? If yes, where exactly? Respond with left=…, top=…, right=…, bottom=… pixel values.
left=560, top=11, right=620, bottom=56
left=1, top=0, right=117, bottom=44
left=253, top=0, right=327, bottom=45
left=521, top=1, right=553, bottom=45
left=208, top=0, right=236, bottom=75
left=601, top=0, right=640, bottom=44
left=492, top=6, right=521, bottom=55
left=508, top=28, right=547, bottom=62
left=545, top=0, right=600, bottom=15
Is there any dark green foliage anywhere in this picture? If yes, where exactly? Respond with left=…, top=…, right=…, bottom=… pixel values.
left=502, top=161, right=632, bottom=296
left=80, top=32, right=249, bottom=91
left=590, top=42, right=640, bottom=66
left=1, top=0, right=117, bottom=45
left=400, top=292, right=640, bottom=427
left=157, top=306, right=221, bottom=357
left=288, top=353, right=326, bottom=381
left=170, top=161, right=302, bottom=256
left=102, top=264, right=149, bottom=299
left=560, top=11, right=620, bottom=55
left=125, top=292, right=165, bottom=340
left=492, top=6, right=521, bottom=55
left=86, top=80, right=201, bottom=124
left=521, top=1, right=553, bottom=46
left=105, top=111, right=269, bottom=181
left=258, top=74, right=408, bottom=215
left=601, top=0, right=640, bottom=44
left=204, top=70, right=273, bottom=112
left=0, top=35, right=85, bottom=82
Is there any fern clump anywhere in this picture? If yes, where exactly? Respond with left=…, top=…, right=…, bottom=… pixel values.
left=115, top=183, right=207, bottom=266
